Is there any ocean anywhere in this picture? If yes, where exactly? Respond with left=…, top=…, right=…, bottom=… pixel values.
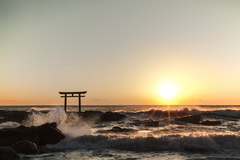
left=0, top=105, right=240, bottom=160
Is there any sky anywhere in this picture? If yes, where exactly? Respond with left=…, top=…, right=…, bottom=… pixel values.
left=1, top=0, right=240, bottom=105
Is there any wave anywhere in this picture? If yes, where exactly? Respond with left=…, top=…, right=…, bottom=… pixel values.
left=47, top=134, right=240, bottom=152
left=0, top=121, right=20, bottom=129
left=121, top=108, right=240, bottom=120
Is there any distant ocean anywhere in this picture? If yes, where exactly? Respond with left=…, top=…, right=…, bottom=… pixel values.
left=0, top=105, right=240, bottom=160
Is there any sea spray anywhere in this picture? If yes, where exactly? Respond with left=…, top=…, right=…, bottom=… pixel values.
left=0, top=121, right=20, bottom=129
left=24, top=107, right=68, bottom=127
left=1, top=105, right=240, bottom=159
left=24, top=107, right=92, bottom=138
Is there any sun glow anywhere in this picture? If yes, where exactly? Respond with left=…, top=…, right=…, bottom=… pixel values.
left=158, top=83, right=179, bottom=100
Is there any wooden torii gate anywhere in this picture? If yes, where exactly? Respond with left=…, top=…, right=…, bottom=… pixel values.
left=59, top=91, right=87, bottom=113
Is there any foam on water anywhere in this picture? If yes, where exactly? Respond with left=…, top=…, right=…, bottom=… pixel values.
left=1, top=105, right=240, bottom=159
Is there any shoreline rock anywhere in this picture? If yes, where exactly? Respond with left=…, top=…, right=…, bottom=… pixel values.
left=100, top=111, right=126, bottom=121
left=0, top=146, right=20, bottom=160
left=175, top=115, right=222, bottom=125
left=0, top=110, right=29, bottom=124
left=175, top=115, right=202, bottom=124
left=0, top=122, right=65, bottom=146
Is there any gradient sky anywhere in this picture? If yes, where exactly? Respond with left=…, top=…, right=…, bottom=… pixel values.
left=1, top=0, right=240, bottom=105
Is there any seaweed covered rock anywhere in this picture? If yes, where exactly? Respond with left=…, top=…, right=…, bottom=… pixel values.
left=100, top=112, right=126, bottom=121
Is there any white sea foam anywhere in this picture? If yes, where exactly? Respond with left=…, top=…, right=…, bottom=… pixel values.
left=24, top=107, right=91, bottom=138
left=0, top=121, right=20, bottom=129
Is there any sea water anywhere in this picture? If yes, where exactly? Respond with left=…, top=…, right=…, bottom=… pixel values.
left=0, top=105, right=240, bottom=160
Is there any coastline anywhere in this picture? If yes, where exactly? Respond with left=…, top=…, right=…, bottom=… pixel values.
left=0, top=106, right=239, bottom=160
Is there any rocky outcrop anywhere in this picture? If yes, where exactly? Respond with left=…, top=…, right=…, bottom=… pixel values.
left=175, top=115, right=222, bottom=126
left=100, top=112, right=126, bottom=121
left=10, top=140, right=39, bottom=154
left=0, top=110, right=29, bottom=124
left=200, top=120, right=222, bottom=126
left=0, top=146, right=19, bottom=160
left=98, top=126, right=137, bottom=133
left=175, top=115, right=202, bottom=124
left=143, top=119, right=159, bottom=127
left=38, top=123, right=65, bottom=145
left=0, top=122, right=65, bottom=146
left=10, top=140, right=51, bottom=154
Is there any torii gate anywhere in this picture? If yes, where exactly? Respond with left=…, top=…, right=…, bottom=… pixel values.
left=59, top=91, right=87, bottom=113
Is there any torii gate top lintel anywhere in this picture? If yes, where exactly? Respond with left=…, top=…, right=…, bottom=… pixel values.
left=59, top=91, right=87, bottom=94
left=59, top=91, right=87, bottom=113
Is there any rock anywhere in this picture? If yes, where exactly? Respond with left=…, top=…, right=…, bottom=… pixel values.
left=100, top=112, right=126, bottom=121
left=10, top=140, right=39, bottom=154
left=200, top=120, right=221, bottom=126
left=0, top=146, right=19, bottom=160
left=0, top=110, right=29, bottom=124
left=0, top=122, right=65, bottom=146
left=37, top=146, right=52, bottom=154
left=175, top=115, right=202, bottom=124
left=97, top=126, right=137, bottom=133
left=111, top=126, right=136, bottom=132
left=38, top=123, right=65, bottom=145
left=143, top=119, right=159, bottom=127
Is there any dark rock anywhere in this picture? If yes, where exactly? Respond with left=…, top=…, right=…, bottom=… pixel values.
left=100, top=112, right=126, bottom=121
left=129, top=120, right=142, bottom=126
left=200, top=120, right=221, bottom=126
left=111, top=126, right=136, bottom=132
left=80, top=111, right=103, bottom=123
left=175, top=115, right=202, bottom=124
left=38, top=122, right=65, bottom=145
left=10, top=140, right=39, bottom=154
left=0, top=146, right=19, bottom=160
left=97, top=126, right=137, bottom=133
left=143, top=119, right=159, bottom=127
left=0, top=122, right=65, bottom=146
left=37, top=146, right=52, bottom=154
left=129, top=119, right=159, bottom=127
left=0, top=125, right=39, bottom=146
left=0, top=110, right=29, bottom=124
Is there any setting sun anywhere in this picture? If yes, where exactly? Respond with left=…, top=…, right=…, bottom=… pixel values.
left=158, top=83, right=179, bottom=100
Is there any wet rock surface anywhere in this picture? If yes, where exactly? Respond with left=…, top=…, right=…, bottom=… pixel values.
left=0, top=146, right=20, bottom=160
left=0, top=110, right=29, bottom=123
left=0, top=122, right=65, bottom=146
left=100, top=111, right=126, bottom=121
left=97, top=126, right=137, bottom=133
left=175, top=115, right=203, bottom=124
left=200, top=120, right=222, bottom=126
left=10, top=140, right=39, bottom=154
left=175, top=115, right=222, bottom=126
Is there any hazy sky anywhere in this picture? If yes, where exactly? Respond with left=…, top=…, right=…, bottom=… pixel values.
left=1, top=0, right=240, bottom=105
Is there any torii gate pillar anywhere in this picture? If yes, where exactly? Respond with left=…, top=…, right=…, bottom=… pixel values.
left=59, top=91, right=87, bottom=113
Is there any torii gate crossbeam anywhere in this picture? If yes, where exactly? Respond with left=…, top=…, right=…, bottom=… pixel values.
left=59, top=91, right=87, bottom=113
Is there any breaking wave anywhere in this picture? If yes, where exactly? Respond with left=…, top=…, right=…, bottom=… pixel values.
left=47, top=134, right=240, bottom=152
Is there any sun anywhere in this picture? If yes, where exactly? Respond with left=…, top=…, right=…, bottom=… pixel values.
left=158, top=83, right=179, bottom=100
